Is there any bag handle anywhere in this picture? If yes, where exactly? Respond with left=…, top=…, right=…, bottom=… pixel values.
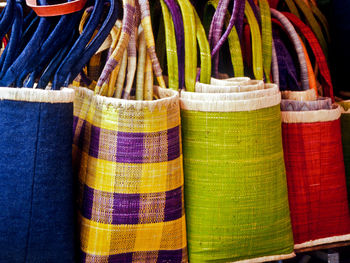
left=258, top=0, right=273, bottom=82
left=292, top=0, right=328, bottom=56
left=160, top=0, right=183, bottom=91
left=283, top=12, right=334, bottom=101
left=204, top=0, right=244, bottom=77
left=271, top=8, right=309, bottom=90
left=26, top=0, right=87, bottom=17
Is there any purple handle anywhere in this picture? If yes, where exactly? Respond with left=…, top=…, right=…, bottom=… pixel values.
left=211, top=0, right=245, bottom=77
left=163, top=0, right=185, bottom=90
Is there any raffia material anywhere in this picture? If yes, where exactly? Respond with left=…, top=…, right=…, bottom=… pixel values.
left=282, top=104, right=350, bottom=249
left=281, top=89, right=317, bottom=101
left=282, top=105, right=341, bottom=123
left=182, top=83, right=279, bottom=101
left=180, top=93, right=281, bottom=112
left=181, top=89, right=294, bottom=262
left=196, top=80, right=264, bottom=93
left=271, top=9, right=309, bottom=91
left=210, top=76, right=251, bottom=85
left=0, top=87, right=74, bottom=103
left=73, top=86, right=188, bottom=262
left=281, top=97, right=332, bottom=111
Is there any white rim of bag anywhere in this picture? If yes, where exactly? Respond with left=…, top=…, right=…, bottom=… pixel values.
left=281, top=89, right=317, bottom=101
left=282, top=104, right=341, bottom=123
left=74, top=85, right=179, bottom=112
left=0, top=87, right=74, bottom=103
left=210, top=76, right=251, bottom=86
left=180, top=93, right=281, bottom=112
left=181, top=83, right=279, bottom=101
left=196, top=80, right=264, bottom=93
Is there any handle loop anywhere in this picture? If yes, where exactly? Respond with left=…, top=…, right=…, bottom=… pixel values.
left=26, top=0, right=87, bottom=17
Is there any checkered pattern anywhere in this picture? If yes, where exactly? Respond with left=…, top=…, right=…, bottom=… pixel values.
left=73, top=87, right=187, bottom=262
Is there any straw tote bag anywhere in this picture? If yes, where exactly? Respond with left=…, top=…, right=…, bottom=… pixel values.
left=0, top=88, right=76, bottom=262
left=72, top=1, right=187, bottom=261
left=281, top=105, right=350, bottom=249
left=180, top=86, right=294, bottom=262
left=272, top=9, right=350, bottom=249
left=0, top=1, right=91, bottom=261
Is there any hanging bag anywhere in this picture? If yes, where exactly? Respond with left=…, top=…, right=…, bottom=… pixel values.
left=272, top=9, right=350, bottom=249
left=180, top=84, right=295, bottom=262
left=72, top=1, right=188, bottom=261
left=0, top=1, right=89, bottom=261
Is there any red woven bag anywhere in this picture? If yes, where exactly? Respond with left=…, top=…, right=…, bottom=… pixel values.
left=282, top=109, right=350, bottom=249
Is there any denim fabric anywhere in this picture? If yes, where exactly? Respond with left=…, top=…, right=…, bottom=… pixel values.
left=0, top=99, right=75, bottom=262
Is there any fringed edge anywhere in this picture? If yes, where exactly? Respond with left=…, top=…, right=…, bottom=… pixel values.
left=180, top=93, right=281, bottom=112
left=73, top=86, right=179, bottom=112
left=282, top=104, right=341, bottom=123
left=211, top=76, right=251, bottom=85
left=0, top=87, right=74, bottom=103
left=196, top=80, right=264, bottom=93
left=281, top=89, right=317, bottom=101
left=230, top=252, right=295, bottom=263
left=294, top=234, right=350, bottom=250
left=181, top=84, right=279, bottom=101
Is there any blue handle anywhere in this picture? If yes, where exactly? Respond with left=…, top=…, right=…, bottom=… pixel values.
left=0, top=0, right=15, bottom=43
left=23, top=4, right=83, bottom=87
left=0, top=0, right=51, bottom=87
left=52, top=0, right=104, bottom=89
left=0, top=3, right=23, bottom=78
left=65, top=0, right=119, bottom=87
left=19, top=15, right=39, bottom=54
left=36, top=34, right=76, bottom=89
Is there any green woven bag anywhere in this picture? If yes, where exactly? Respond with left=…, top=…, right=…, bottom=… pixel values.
left=180, top=89, right=294, bottom=262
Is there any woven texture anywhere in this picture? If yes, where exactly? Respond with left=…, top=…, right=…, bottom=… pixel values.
left=73, top=86, right=187, bottom=262
left=282, top=116, right=350, bottom=248
left=181, top=94, right=294, bottom=262
left=0, top=88, right=75, bottom=262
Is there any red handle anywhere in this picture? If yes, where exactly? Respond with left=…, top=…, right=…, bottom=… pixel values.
left=26, top=0, right=87, bottom=17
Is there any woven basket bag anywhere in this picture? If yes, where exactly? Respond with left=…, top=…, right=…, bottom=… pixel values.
left=180, top=86, right=294, bottom=262
left=272, top=6, right=350, bottom=249
left=0, top=88, right=76, bottom=262
left=282, top=105, right=350, bottom=249
left=73, top=86, right=188, bottom=262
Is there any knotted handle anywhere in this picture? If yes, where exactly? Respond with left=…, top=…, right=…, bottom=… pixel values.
left=26, top=0, right=87, bottom=16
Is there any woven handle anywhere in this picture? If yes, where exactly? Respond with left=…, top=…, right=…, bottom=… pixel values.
left=210, top=0, right=245, bottom=77
left=271, top=8, right=309, bottom=90
left=26, top=0, right=87, bottom=16
left=292, top=0, right=328, bottom=56
left=259, top=0, right=272, bottom=82
left=245, top=0, right=263, bottom=80
left=283, top=12, right=334, bottom=101
left=204, top=0, right=244, bottom=77
left=159, top=0, right=184, bottom=90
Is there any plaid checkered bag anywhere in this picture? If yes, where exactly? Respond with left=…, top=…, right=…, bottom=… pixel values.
left=73, top=86, right=187, bottom=262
